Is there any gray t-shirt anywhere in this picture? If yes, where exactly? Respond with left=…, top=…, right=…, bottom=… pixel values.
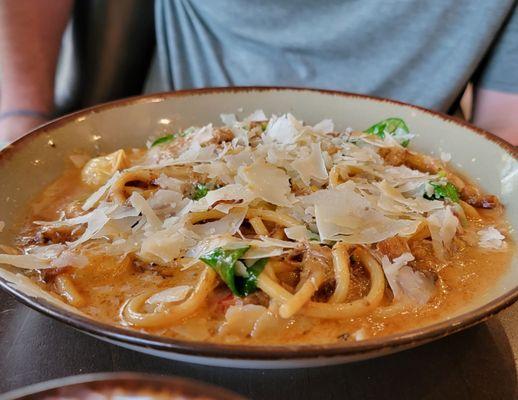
left=153, top=0, right=518, bottom=112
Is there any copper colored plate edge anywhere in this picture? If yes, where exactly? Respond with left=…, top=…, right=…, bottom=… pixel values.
left=0, top=86, right=517, bottom=361
left=0, top=372, right=247, bottom=400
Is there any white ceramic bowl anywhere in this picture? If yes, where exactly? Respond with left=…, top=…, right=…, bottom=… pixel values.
left=0, top=87, right=516, bottom=369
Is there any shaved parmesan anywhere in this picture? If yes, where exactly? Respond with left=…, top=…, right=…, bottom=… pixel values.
left=426, top=207, right=459, bottom=260
left=190, top=207, right=247, bottom=237
left=306, top=181, right=420, bottom=243
left=148, top=190, right=187, bottom=217
left=190, top=184, right=254, bottom=213
left=6, top=242, right=88, bottom=269
left=146, top=286, right=191, bottom=305
left=244, top=109, right=267, bottom=122
left=478, top=226, right=506, bottom=250
left=35, top=204, right=111, bottom=228
left=381, top=253, right=435, bottom=305
left=129, top=192, right=162, bottom=229
left=109, top=205, right=142, bottom=220
left=191, top=124, right=215, bottom=144
left=376, top=180, right=443, bottom=214
left=82, top=171, right=121, bottom=211
left=185, top=234, right=244, bottom=259
left=241, top=247, right=284, bottom=259
left=231, top=126, right=249, bottom=147
left=238, top=159, right=293, bottom=207
left=220, top=113, right=237, bottom=126
left=397, top=266, right=435, bottom=305
left=182, top=142, right=219, bottom=163
left=234, top=260, right=249, bottom=277
left=381, top=166, right=431, bottom=193
left=139, top=230, right=186, bottom=264
left=51, top=250, right=89, bottom=268
left=185, top=233, right=298, bottom=261
left=253, top=236, right=301, bottom=249
left=265, top=114, right=301, bottom=145
left=284, top=225, right=318, bottom=242
left=158, top=142, right=219, bottom=167
left=312, top=119, right=334, bottom=134
left=68, top=208, right=111, bottom=248
left=154, top=174, right=184, bottom=191
left=291, top=143, right=328, bottom=185
left=193, top=161, right=233, bottom=184
left=224, top=147, right=253, bottom=171
left=241, top=237, right=299, bottom=259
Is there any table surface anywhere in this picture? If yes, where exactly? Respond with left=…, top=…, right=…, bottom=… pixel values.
left=0, top=289, right=517, bottom=400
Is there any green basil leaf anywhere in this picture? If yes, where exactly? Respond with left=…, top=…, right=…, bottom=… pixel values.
left=437, top=182, right=460, bottom=202
left=200, top=246, right=250, bottom=296
left=200, top=247, right=267, bottom=297
left=424, top=181, right=460, bottom=203
left=151, top=134, right=176, bottom=147
left=364, top=117, right=411, bottom=147
left=192, top=183, right=209, bottom=200
left=241, top=257, right=268, bottom=296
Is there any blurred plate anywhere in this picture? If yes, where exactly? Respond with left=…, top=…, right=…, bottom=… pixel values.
left=0, top=373, right=246, bottom=400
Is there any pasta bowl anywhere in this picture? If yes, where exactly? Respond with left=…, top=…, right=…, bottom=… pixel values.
left=0, top=87, right=516, bottom=368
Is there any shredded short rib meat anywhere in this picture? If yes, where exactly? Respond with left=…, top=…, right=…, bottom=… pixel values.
left=378, top=147, right=407, bottom=166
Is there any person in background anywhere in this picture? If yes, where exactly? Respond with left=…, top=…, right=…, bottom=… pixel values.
left=0, top=0, right=517, bottom=145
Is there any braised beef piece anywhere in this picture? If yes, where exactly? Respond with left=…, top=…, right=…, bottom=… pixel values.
left=376, top=236, right=410, bottom=261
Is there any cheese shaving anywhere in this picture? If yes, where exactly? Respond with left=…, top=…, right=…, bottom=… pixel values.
left=291, top=143, right=329, bottom=185
left=82, top=171, right=121, bottom=211
left=129, top=192, right=162, bottom=229
left=190, top=184, right=254, bottom=213
left=238, top=159, right=293, bottom=207
left=381, top=253, right=435, bottom=305
left=265, top=114, right=301, bottom=145
left=477, top=226, right=506, bottom=250
left=426, top=207, right=459, bottom=260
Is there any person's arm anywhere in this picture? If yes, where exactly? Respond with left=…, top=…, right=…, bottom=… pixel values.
left=470, top=4, right=517, bottom=146
left=472, top=88, right=518, bottom=146
left=0, top=0, right=72, bottom=143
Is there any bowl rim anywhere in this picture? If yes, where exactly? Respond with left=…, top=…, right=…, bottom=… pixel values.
left=0, top=86, right=516, bottom=361
left=0, top=372, right=247, bottom=400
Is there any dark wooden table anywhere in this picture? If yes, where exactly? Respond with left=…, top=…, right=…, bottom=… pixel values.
left=0, top=289, right=516, bottom=400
